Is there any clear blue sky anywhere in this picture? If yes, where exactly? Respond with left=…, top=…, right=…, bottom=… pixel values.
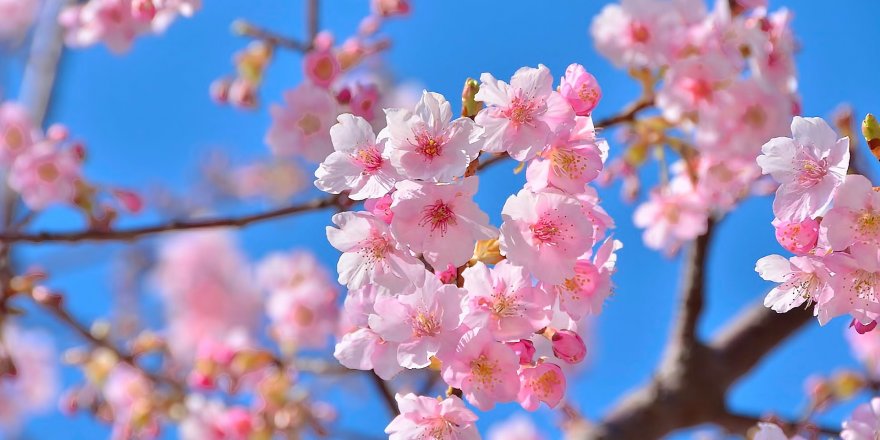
left=4, top=0, right=880, bottom=439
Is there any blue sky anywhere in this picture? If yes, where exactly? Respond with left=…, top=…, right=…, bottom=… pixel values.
left=4, top=0, right=880, bottom=439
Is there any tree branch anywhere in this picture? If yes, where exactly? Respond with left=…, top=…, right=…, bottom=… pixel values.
left=674, top=219, right=715, bottom=344
left=234, top=20, right=310, bottom=52
left=368, top=372, right=400, bottom=416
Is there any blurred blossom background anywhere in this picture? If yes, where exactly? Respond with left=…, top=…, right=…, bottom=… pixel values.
left=1, top=0, right=880, bottom=438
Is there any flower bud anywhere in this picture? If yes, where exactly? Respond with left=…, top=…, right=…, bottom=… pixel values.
left=863, top=113, right=880, bottom=161
left=437, top=264, right=457, bottom=284
left=506, top=339, right=536, bottom=365
left=551, top=330, right=587, bottom=364
left=851, top=318, right=877, bottom=334
left=210, top=78, right=232, bottom=104
left=228, top=79, right=258, bottom=109
left=461, top=78, right=481, bottom=119
left=772, top=217, right=819, bottom=254
left=131, top=0, right=157, bottom=22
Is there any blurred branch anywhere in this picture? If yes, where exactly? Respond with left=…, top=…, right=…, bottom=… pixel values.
left=306, top=0, right=319, bottom=43
left=234, top=20, right=309, bottom=52
left=675, top=219, right=715, bottom=344
left=368, top=372, right=400, bottom=416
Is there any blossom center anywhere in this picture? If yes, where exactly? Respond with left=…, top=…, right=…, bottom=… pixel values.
left=3, top=126, right=24, bottom=150
left=531, top=370, right=562, bottom=396
left=680, top=77, right=714, bottom=103
left=419, top=200, right=457, bottom=235
left=37, top=163, right=59, bottom=182
left=413, top=131, right=445, bottom=160
left=577, top=84, right=599, bottom=104
left=504, top=96, right=539, bottom=127
left=469, top=354, right=499, bottom=387
left=551, top=148, right=588, bottom=180
left=850, top=270, right=879, bottom=302
left=530, top=216, right=561, bottom=245
left=796, top=155, right=828, bottom=187
left=361, top=233, right=391, bottom=265
left=354, top=146, right=384, bottom=173
left=412, top=311, right=441, bottom=337
left=856, top=211, right=880, bottom=238
left=297, top=113, right=322, bottom=136
left=629, top=21, right=651, bottom=43
left=742, top=105, right=766, bottom=128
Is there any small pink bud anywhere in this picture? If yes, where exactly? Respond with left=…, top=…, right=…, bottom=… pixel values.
left=772, top=217, right=819, bottom=254
left=228, top=79, right=258, bottom=109
left=70, top=142, right=87, bottom=161
left=210, top=78, right=233, bottom=104
left=437, top=264, right=457, bottom=284
left=364, top=193, right=393, bottom=224
left=851, top=319, right=878, bottom=334
left=304, top=49, right=341, bottom=89
left=349, top=83, right=380, bottom=121
left=551, top=330, right=587, bottom=364
left=371, top=0, right=410, bottom=17
left=46, top=124, right=69, bottom=141
left=559, top=63, right=602, bottom=116
left=112, top=189, right=143, bottom=214
left=131, top=0, right=157, bottom=22
left=335, top=87, right=352, bottom=105
left=506, top=339, right=536, bottom=365
left=313, top=31, right=335, bottom=51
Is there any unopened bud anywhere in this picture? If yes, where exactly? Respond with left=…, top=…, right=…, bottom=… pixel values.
left=551, top=330, right=587, bottom=364
left=230, top=19, right=253, bottom=36
left=461, top=78, right=481, bottom=119
left=863, top=114, right=880, bottom=162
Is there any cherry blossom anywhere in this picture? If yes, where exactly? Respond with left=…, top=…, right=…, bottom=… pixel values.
left=487, top=415, right=545, bottom=440
left=440, top=328, right=520, bottom=410
left=772, top=217, right=820, bottom=255
left=558, top=63, right=602, bottom=117
left=385, top=393, right=478, bottom=440
left=266, top=83, right=339, bottom=162
left=0, top=324, right=57, bottom=431
left=390, top=177, right=496, bottom=268
left=461, top=261, right=552, bottom=340
left=633, top=178, right=708, bottom=254
left=525, top=118, right=604, bottom=195
left=756, top=116, right=850, bottom=222
left=517, top=362, right=566, bottom=411
left=823, top=246, right=880, bottom=326
left=842, top=398, right=880, bottom=440
left=382, top=91, right=482, bottom=182
left=8, top=140, right=83, bottom=210
left=656, top=54, right=736, bottom=122
left=369, top=273, right=464, bottom=369
left=0, top=101, right=38, bottom=166
left=590, top=0, right=688, bottom=69
left=499, top=189, right=594, bottom=284
left=756, top=254, right=831, bottom=317
left=550, top=329, right=587, bottom=364
left=475, top=65, right=575, bottom=161
left=315, top=113, right=401, bottom=200
left=543, top=238, right=622, bottom=319
left=823, top=174, right=880, bottom=251
left=326, top=210, right=423, bottom=290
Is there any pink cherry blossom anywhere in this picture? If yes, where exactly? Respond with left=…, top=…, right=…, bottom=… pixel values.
left=487, top=415, right=545, bottom=440
left=59, top=0, right=145, bottom=53
left=507, top=339, right=536, bottom=365
left=334, top=327, right=403, bottom=380
left=656, top=54, right=736, bottom=122
left=746, top=8, right=797, bottom=93
left=347, top=83, right=381, bottom=122
left=0, top=101, right=39, bottom=166
left=772, top=217, right=820, bottom=255
left=846, top=325, right=880, bottom=379
left=152, top=230, right=261, bottom=359
left=756, top=254, right=832, bottom=316
left=103, top=364, right=159, bottom=440
left=440, top=328, right=520, bottom=410
left=0, top=0, right=38, bottom=41
left=461, top=261, right=552, bottom=340
left=499, top=189, right=594, bottom=284
left=266, top=83, right=339, bottom=162
left=633, top=179, right=708, bottom=254
left=689, top=156, right=762, bottom=213
left=590, top=0, right=686, bottom=69
left=8, top=140, right=82, bottom=210
left=695, top=79, right=792, bottom=158
left=326, top=211, right=423, bottom=290
left=823, top=246, right=880, bottom=326
left=517, top=362, right=566, bottom=411
left=756, top=116, right=850, bottom=222
left=475, top=65, right=575, bottom=161
left=543, top=237, right=622, bottom=319
left=823, top=174, right=880, bottom=252
left=842, top=397, right=880, bottom=440
left=558, top=63, right=602, bottom=116
left=180, top=396, right=254, bottom=440
left=0, top=324, right=57, bottom=431
left=551, top=329, right=587, bottom=364
left=303, top=49, right=340, bottom=88
left=382, top=91, right=482, bottom=182
left=390, top=177, right=496, bottom=268
left=385, top=393, right=478, bottom=440
left=525, top=118, right=603, bottom=195
left=257, top=251, right=339, bottom=350
left=315, top=113, right=401, bottom=200
left=369, top=273, right=464, bottom=369
left=364, top=193, right=393, bottom=223
left=371, top=0, right=410, bottom=17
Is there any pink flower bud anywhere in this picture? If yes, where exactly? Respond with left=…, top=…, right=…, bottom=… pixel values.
left=559, top=63, right=602, bottom=116
left=851, top=319, right=878, bottom=334
left=304, top=49, right=340, bottom=89
left=551, top=330, right=587, bottom=364
left=112, top=189, right=143, bottom=214
left=46, top=124, right=69, bottom=142
left=437, top=263, right=457, bottom=284
left=312, top=31, right=335, bottom=51
left=335, top=87, right=352, bottom=105
left=228, top=79, right=257, bottom=109
left=365, top=193, right=393, bottom=224
left=371, top=0, right=410, bottom=17
left=772, top=217, right=819, bottom=254
left=506, top=339, right=536, bottom=365
left=210, top=78, right=233, bottom=104
left=131, top=0, right=157, bottom=22
left=349, top=83, right=380, bottom=121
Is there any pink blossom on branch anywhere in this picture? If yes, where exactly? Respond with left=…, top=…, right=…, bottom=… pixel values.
left=266, top=83, right=339, bottom=162
left=8, top=140, right=83, bottom=210
left=385, top=393, right=479, bottom=440
left=823, top=174, right=880, bottom=252
left=517, top=361, right=566, bottom=411
left=475, top=64, right=575, bottom=161
left=440, top=328, right=520, bottom=410
left=0, top=101, right=39, bottom=166
left=756, top=116, right=850, bottom=222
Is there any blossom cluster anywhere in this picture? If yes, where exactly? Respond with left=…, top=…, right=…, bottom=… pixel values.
left=59, top=0, right=199, bottom=53
left=0, top=324, right=57, bottom=432
left=753, top=115, right=880, bottom=329
left=0, top=0, right=38, bottom=42
left=305, top=62, right=619, bottom=434
left=592, top=0, right=798, bottom=254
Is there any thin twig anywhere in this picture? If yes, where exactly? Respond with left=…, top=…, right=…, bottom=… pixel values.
left=368, top=371, right=400, bottom=416
left=234, top=20, right=309, bottom=52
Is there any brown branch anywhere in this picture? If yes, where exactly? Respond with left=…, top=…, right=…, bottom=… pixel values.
left=368, top=371, right=400, bottom=416
left=0, top=195, right=344, bottom=244
left=675, top=219, right=715, bottom=344
left=233, top=20, right=309, bottom=52
left=306, top=0, right=320, bottom=44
